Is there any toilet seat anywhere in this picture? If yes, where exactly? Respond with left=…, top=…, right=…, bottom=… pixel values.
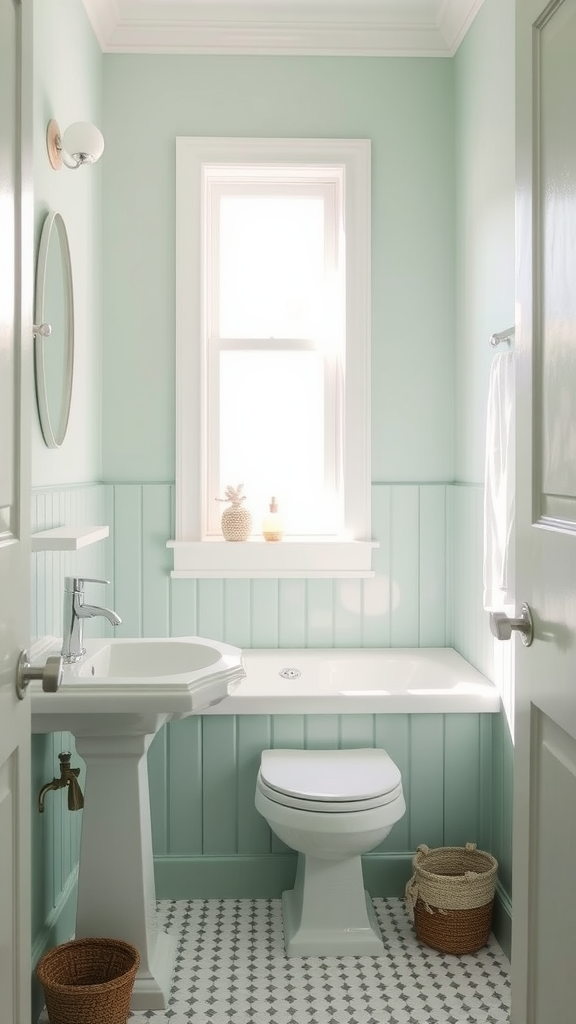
left=258, top=748, right=403, bottom=813
left=256, top=773, right=403, bottom=812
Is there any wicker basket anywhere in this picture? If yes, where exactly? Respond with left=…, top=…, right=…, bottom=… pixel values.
left=405, top=843, right=498, bottom=954
left=36, top=937, right=140, bottom=1024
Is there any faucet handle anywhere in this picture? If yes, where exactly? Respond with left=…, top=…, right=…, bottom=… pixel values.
left=64, top=576, right=111, bottom=592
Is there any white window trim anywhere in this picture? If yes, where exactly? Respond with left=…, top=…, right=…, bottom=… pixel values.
left=170, top=137, right=375, bottom=578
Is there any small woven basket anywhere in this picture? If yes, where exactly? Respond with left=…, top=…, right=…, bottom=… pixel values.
left=405, top=843, right=498, bottom=955
left=36, top=937, right=140, bottom=1024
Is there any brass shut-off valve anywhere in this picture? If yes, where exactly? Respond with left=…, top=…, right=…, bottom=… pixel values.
left=38, top=751, right=84, bottom=813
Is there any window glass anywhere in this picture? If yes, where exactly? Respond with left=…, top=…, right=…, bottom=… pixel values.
left=218, top=349, right=339, bottom=534
left=218, top=196, right=325, bottom=340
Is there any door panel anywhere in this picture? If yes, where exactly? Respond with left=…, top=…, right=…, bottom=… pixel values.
left=529, top=713, right=576, bottom=1019
left=538, top=0, right=576, bottom=517
left=514, top=1, right=576, bottom=1021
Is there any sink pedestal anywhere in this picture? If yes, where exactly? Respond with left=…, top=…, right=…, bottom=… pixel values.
left=74, top=729, right=175, bottom=1010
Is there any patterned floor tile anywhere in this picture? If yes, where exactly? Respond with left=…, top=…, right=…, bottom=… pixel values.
left=37, top=897, right=511, bottom=1024
left=135, top=897, right=510, bottom=1024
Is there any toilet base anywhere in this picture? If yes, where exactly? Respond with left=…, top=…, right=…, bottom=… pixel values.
left=282, top=852, right=385, bottom=956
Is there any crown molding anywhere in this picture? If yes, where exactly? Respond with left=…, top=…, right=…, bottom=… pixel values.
left=81, top=0, right=485, bottom=56
left=83, top=0, right=122, bottom=44
left=438, top=0, right=486, bottom=54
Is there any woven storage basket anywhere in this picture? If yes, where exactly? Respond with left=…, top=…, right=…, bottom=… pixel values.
left=36, top=937, right=140, bottom=1024
left=405, top=843, right=498, bottom=954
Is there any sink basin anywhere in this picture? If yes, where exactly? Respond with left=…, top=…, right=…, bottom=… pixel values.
left=79, top=638, right=222, bottom=676
left=29, top=634, right=244, bottom=1009
left=31, top=636, right=245, bottom=735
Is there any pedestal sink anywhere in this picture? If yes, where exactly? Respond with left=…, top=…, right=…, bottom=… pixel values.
left=31, top=636, right=245, bottom=1010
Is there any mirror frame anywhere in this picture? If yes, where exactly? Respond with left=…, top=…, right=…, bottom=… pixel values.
left=34, top=211, right=75, bottom=448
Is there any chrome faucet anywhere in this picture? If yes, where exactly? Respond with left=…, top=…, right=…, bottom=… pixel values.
left=62, top=576, right=122, bottom=663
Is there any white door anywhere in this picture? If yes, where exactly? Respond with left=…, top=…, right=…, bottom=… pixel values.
left=0, top=0, right=33, bottom=1021
left=513, top=1, right=576, bottom=1022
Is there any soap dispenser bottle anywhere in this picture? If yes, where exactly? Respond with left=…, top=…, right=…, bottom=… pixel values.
left=262, top=496, right=284, bottom=542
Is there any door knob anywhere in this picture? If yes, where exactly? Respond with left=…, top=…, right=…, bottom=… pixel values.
left=489, top=602, right=534, bottom=647
left=16, top=650, right=63, bottom=700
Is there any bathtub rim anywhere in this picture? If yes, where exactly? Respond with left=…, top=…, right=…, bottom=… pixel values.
left=203, top=646, right=501, bottom=715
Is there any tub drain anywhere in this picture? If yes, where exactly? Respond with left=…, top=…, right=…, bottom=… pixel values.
left=279, top=667, right=301, bottom=680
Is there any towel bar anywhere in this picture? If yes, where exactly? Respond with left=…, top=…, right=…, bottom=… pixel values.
left=489, top=327, right=515, bottom=347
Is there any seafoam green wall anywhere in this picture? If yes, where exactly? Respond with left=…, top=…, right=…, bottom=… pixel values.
left=454, top=0, right=515, bottom=486
left=96, top=56, right=469, bottom=911
left=453, top=0, right=515, bottom=955
left=101, top=55, right=455, bottom=484
left=32, top=0, right=103, bottom=488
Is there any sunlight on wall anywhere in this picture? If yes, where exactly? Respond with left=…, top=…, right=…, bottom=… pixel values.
left=359, top=577, right=401, bottom=617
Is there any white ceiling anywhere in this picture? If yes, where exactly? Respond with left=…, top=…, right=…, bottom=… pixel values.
left=80, top=0, right=486, bottom=56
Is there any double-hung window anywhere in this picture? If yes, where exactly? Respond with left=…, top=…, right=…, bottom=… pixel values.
left=208, top=173, right=341, bottom=537
left=170, top=138, right=374, bottom=577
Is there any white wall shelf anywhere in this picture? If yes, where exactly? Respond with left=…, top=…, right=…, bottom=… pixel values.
left=31, top=526, right=110, bottom=552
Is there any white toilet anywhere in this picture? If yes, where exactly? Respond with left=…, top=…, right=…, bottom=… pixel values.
left=255, top=747, right=406, bottom=956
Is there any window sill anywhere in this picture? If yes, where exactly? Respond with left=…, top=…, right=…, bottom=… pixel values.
left=167, top=538, right=377, bottom=578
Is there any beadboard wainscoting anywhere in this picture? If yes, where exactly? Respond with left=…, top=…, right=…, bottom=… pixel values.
left=148, top=711, right=493, bottom=900
left=105, top=482, right=450, bottom=648
left=30, top=479, right=513, bottom=976
left=31, top=732, right=84, bottom=961
left=31, top=484, right=110, bottom=643
left=450, top=483, right=495, bottom=679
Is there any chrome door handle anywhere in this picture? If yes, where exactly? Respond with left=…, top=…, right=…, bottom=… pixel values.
left=16, top=650, right=63, bottom=700
left=489, top=602, right=534, bottom=647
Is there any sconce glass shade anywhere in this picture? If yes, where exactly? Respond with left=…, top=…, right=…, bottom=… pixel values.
left=46, top=119, right=105, bottom=170
left=62, top=121, right=105, bottom=167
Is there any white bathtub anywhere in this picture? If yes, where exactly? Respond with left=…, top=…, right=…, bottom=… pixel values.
left=203, top=647, right=500, bottom=715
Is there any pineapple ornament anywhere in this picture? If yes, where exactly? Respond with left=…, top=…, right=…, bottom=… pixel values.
left=217, top=484, right=252, bottom=541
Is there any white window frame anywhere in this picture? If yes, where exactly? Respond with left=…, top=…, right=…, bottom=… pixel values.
left=169, top=137, right=375, bottom=578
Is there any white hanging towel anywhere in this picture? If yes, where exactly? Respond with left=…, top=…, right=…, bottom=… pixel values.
left=483, top=351, right=516, bottom=611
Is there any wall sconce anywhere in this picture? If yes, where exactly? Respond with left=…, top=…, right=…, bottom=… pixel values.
left=46, top=119, right=105, bottom=170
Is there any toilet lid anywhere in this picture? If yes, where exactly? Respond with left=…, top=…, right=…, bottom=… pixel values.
left=260, top=748, right=401, bottom=803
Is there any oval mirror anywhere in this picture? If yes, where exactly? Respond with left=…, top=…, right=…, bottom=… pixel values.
left=34, top=211, right=74, bottom=448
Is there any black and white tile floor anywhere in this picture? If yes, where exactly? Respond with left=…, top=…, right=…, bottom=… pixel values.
left=124, top=898, right=510, bottom=1024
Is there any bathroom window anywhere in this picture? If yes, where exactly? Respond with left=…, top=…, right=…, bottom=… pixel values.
left=170, top=137, right=374, bottom=577
left=208, top=180, right=341, bottom=537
